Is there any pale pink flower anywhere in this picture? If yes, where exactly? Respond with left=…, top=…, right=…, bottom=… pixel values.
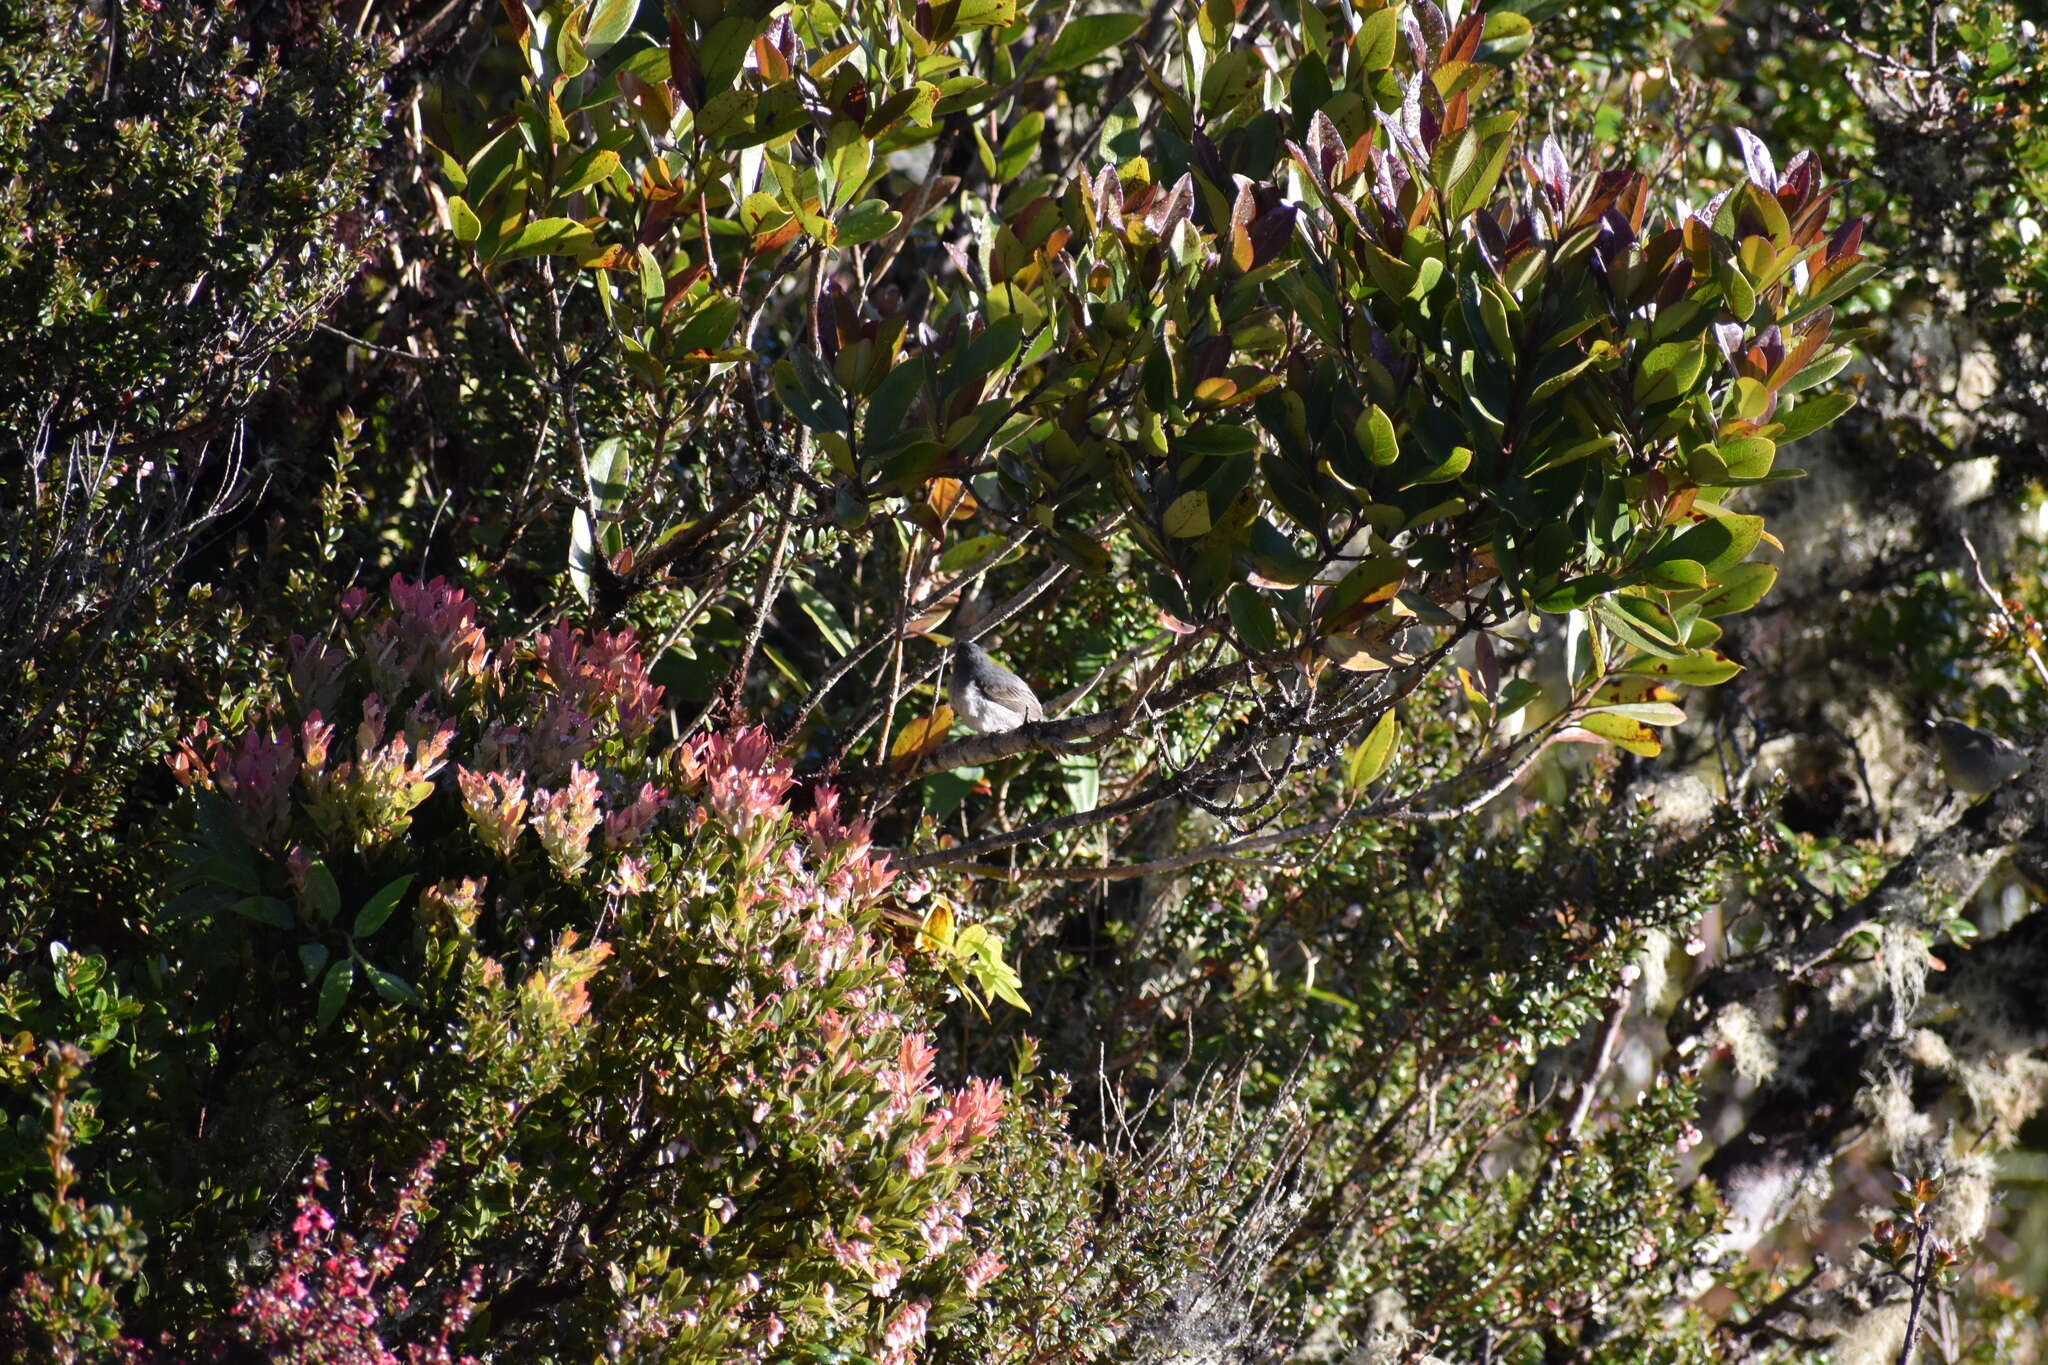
left=209, top=728, right=299, bottom=845
left=457, top=768, right=528, bottom=861
left=961, top=1249, right=1007, bottom=1294
left=603, top=781, right=671, bottom=849
left=530, top=765, right=603, bottom=876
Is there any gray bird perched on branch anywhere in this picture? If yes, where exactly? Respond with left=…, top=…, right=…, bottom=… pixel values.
left=1927, top=716, right=2027, bottom=796
left=948, top=640, right=1043, bottom=735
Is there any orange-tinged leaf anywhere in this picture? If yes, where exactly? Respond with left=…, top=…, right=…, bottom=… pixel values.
left=926, top=477, right=977, bottom=522
left=891, top=706, right=956, bottom=764
left=1321, top=635, right=1401, bottom=672
left=919, top=898, right=956, bottom=952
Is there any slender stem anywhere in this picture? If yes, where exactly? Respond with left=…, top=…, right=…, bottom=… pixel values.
left=1896, top=1224, right=1932, bottom=1365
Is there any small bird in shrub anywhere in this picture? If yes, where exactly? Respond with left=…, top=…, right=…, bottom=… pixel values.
left=1927, top=716, right=2028, bottom=796
left=948, top=639, right=1044, bottom=735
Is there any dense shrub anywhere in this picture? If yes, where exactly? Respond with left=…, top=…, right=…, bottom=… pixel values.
left=5, top=0, right=2048, bottom=1361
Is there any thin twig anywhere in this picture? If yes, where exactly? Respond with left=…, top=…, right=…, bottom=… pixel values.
left=1560, top=981, right=1632, bottom=1142
left=874, top=534, right=924, bottom=782
left=315, top=320, right=429, bottom=364
left=1959, top=532, right=2048, bottom=691
left=706, top=481, right=799, bottom=726
left=904, top=701, right=1571, bottom=876
left=783, top=522, right=1035, bottom=737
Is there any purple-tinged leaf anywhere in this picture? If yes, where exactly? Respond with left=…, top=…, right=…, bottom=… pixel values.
left=1246, top=202, right=1299, bottom=267
left=1694, top=186, right=1734, bottom=228
left=1779, top=149, right=1817, bottom=203
left=1375, top=134, right=1410, bottom=214
left=1734, top=128, right=1778, bottom=192
left=1402, top=12, right=1429, bottom=68
left=1471, top=211, right=1506, bottom=274
left=1309, top=109, right=1343, bottom=185
left=1501, top=212, right=1535, bottom=259
left=1826, top=217, right=1864, bottom=263
left=1414, top=0, right=1448, bottom=54
left=1540, top=135, right=1569, bottom=200
left=1712, top=319, right=1745, bottom=360
left=1096, top=164, right=1125, bottom=230
left=1286, top=140, right=1325, bottom=199
left=1147, top=173, right=1194, bottom=239
left=1376, top=106, right=1428, bottom=177
left=1751, top=324, right=1785, bottom=374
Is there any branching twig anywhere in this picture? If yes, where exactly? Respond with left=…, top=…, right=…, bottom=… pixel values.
left=1959, top=531, right=2048, bottom=692
left=783, top=522, right=1035, bottom=737
left=901, top=697, right=1573, bottom=876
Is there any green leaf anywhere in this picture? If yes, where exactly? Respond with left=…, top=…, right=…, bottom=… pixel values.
left=556, top=147, right=620, bottom=198
left=954, top=0, right=1021, bottom=31
left=298, top=942, right=329, bottom=983
left=1622, top=651, right=1743, bottom=686
left=836, top=199, right=902, bottom=246
left=231, top=896, right=294, bottom=929
left=1357, top=6, right=1400, bottom=69
left=1227, top=584, right=1281, bottom=652
left=1040, top=12, right=1146, bottom=73
left=1666, top=511, right=1762, bottom=574
left=1717, top=436, right=1775, bottom=480
left=789, top=579, right=855, bottom=656
left=824, top=120, right=872, bottom=211
left=939, top=533, right=1009, bottom=574
left=1496, top=677, right=1544, bottom=719
left=1404, top=445, right=1471, bottom=488
left=316, top=959, right=355, bottom=1031
left=1533, top=573, right=1615, bottom=614
left=1586, top=700, right=1688, bottom=726
left=1059, top=751, right=1100, bottom=813
left=1696, top=561, right=1778, bottom=616
left=995, top=111, right=1045, bottom=183
left=569, top=507, right=600, bottom=606
left=585, top=0, right=638, bottom=54
left=773, top=352, right=850, bottom=432
left=495, top=217, right=596, bottom=261
left=191, top=854, right=260, bottom=895
left=1476, top=11, right=1534, bottom=62
left=1770, top=391, right=1854, bottom=443
left=584, top=436, right=632, bottom=518
left=1164, top=490, right=1211, bottom=538
left=1345, top=711, right=1399, bottom=790
left=307, top=861, right=343, bottom=923
left=1361, top=404, right=1399, bottom=466
left=1634, top=339, right=1705, bottom=401
left=352, top=875, right=415, bottom=938
left=448, top=195, right=482, bottom=243
left=1596, top=596, right=1687, bottom=658
left=1640, top=557, right=1706, bottom=590
left=363, top=963, right=420, bottom=1006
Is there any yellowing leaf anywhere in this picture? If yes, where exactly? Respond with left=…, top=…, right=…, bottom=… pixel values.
left=926, top=477, right=976, bottom=522
left=891, top=706, right=955, bottom=764
left=1163, top=490, right=1211, bottom=538
left=1621, top=651, right=1743, bottom=686
left=1321, top=635, right=1402, bottom=672
left=1576, top=711, right=1662, bottom=756
left=1346, top=710, right=1398, bottom=790
left=919, top=898, right=956, bottom=952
